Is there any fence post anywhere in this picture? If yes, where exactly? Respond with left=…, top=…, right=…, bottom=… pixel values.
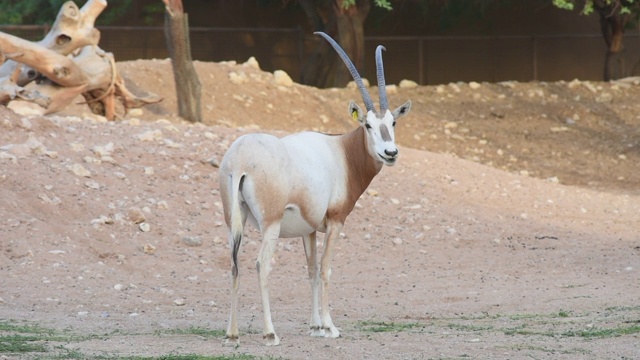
left=419, top=37, right=425, bottom=85
left=532, top=36, right=538, bottom=81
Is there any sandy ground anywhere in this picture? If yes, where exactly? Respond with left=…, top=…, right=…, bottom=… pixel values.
left=1, top=58, right=639, bottom=359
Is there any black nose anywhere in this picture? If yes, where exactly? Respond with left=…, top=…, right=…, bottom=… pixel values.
left=384, top=149, right=398, bottom=157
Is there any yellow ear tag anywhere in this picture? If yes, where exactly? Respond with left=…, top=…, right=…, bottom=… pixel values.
left=351, top=110, right=358, bottom=122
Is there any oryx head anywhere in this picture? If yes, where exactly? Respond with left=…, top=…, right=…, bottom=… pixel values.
left=315, top=32, right=412, bottom=166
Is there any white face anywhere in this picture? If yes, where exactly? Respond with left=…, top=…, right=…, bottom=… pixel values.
left=363, top=110, right=399, bottom=166
left=351, top=100, right=411, bottom=167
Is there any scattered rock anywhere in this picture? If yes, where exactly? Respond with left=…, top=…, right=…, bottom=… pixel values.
left=567, top=78, right=581, bottom=89
left=228, top=71, right=248, bottom=85
left=90, top=215, right=113, bottom=227
left=582, top=81, right=597, bottom=93
left=114, top=284, right=125, bottom=291
left=469, top=81, right=481, bottom=89
left=128, top=208, right=146, bottom=224
left=203, top=156, right=220, bottom=168
left=0, top=151, right=17, bottom=163
left=243, top=56, right=260, bottom=69
left=273, top=70, right=294, bottom=87
left=182, top=236, right=203, bottom=247
left=84, top=180, right=100, bottom=190
left=143, top=243, right=156, bottom=255
left=444, top=121, right=458, bottom=129
left=498, top=81, right=516, bottom=88
left=174, top=298, right=186, bottom=306
left=7, top=101, right=45, bottom=116
left=399, top=79, right=418, bottom=88
left=392, top=238, right=403, bottom=245
left=92, top=142, right=114, bottom=157
left=163, top=138, right=183, bottom=148
left=18, top=117, right=32, bottom=130
left=139, top=222, right=151, bottom=232
left=347, top=78, right=370, bottom=89
left=67, top=163, right=91, bottom=177
left=135, top=129, right=163, bottom=142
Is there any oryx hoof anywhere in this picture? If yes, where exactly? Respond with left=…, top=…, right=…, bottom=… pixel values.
left=308, top=325, right=326, bottom=337
left=224, top=335, right=240, bottom=346
left=264, top=332, right=280, bottom=346
left=324, top=326, right=340, bottom=338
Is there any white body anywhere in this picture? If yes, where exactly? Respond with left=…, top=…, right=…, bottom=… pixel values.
left=219, top=101, right=411, bottom=346
left=226, top=131, right=349, bottom=237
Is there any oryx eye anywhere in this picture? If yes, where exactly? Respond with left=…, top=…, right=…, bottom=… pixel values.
left=392, top=121, right=396, bottom=127
left=365, top=123, right=372, bottom=130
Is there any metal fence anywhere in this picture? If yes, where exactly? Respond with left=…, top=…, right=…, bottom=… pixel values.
left=3, top=25, right=639, bottom=85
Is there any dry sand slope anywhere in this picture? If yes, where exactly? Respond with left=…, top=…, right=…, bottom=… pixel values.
left=0, top=59, right=639, bottom=359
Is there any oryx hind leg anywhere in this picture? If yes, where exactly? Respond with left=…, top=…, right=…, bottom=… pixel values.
left=225, top=205, right=247, bottom=345
left=257, top=222, right=282, bottom=346
left=303, top=232, right=324, bottom=336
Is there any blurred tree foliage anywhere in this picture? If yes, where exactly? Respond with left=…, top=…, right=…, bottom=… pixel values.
left=552, top=0, right=640, bottom=79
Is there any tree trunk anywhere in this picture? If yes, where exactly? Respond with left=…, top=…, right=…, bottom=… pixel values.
left=163, top=0, right=202, bottom=123
left=332, top=1, right=369, bottom=87
left=299, top=0, right=330, bottom=87
left=300, top=0, right=371, bottom=88
left=595, top=0, right=630, bottom=81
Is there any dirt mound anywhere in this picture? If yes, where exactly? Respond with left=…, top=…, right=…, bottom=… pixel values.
left=0, top=59, right=639, bottom=359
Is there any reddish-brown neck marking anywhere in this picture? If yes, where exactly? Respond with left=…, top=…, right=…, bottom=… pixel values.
left=329, top=126, right=383, bottom=223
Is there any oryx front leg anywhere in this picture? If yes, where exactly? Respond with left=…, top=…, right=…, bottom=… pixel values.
left=257, top=223, right=281, bottom=346
left=303, top=232, right=324, bottom=336
left=320, top=222, right=343, bottom=338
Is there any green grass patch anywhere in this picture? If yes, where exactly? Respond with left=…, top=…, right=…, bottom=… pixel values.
left=446, top=323, right=494, bottom=332
left=158, top=326, right=227, bottom=339
left=503, top=323, right=640, bottom=339
left=0, top=334, right=49, bottom=353
left=0, top=321, right=54, bottom=354
left=502, top=324, right=555, bottom=337
left=604, top=305, right=640, bottom=313
left=0, top=320, right=264, bottom=360
left=356, top=320, right=422, bottom=333
left=561, top=325, right=640, bottom=338
left=109, top=355, right=257, bottom=360
left=506, top=344, right=591, bottom=356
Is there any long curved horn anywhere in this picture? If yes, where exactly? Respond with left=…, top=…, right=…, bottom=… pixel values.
left=375, top=45, right=388, bottom=112
left=314, top=31, right=375, bottom=112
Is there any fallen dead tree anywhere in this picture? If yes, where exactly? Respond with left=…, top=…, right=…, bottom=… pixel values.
left=0, top=0, right=160, bottom=120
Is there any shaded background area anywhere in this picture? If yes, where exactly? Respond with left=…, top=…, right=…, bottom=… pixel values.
left=3, top=0, right=640, bottom=85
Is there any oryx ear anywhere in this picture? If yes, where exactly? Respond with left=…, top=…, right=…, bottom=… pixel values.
left=348, top=100, right=366, bottom=124
left=392, top=100, right=412, bottom=120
